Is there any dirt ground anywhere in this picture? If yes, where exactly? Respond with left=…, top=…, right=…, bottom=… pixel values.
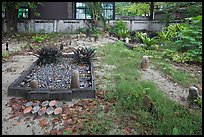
left=1, top=36, right=201, bottom=135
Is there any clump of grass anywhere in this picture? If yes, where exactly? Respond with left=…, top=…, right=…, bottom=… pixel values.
left=93, top=43, right=202, bottom=135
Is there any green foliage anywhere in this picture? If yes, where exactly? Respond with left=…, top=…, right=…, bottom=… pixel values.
left=37, top=46, right=62, bottom=64
left=63, top=129, right=73, bottom=135
left=111, top=20, right=129, bottom=39
left=136, top=32, right=157, bottom=47
left=171, top=15, right=202, bottom=63
left=116, top=29, right=129, bottom=39
left=172, top=127, right=179, bottom=135
left=32, top=34, right=50, bottom=43
left=96, top=44, right=202, bottom=135
left=114, top=20, right=128, bottom=33
left=73, top=47, right=96, bottom=64
left=116, top=2, right=150, bottom=16
left=158, top=23, right=187, bottom=43
left=194, top=97, right=202, bottom=108
left=2, top=51, right=9, bottom=58
left=159, top=2, right=202, bottom=26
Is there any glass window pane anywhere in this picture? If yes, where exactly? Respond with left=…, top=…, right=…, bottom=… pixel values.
left=76, top=9, right=85, bottom=19
left=76, top=3, right=86, bottom=8
left=102, top=3, right=113, bottom=9
left=18, top=8, right=28, bottom=18
left=103, top=9, right=113, bottom=19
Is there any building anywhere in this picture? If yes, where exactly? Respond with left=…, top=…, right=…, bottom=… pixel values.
left=2, top=2, right=115, bottom=33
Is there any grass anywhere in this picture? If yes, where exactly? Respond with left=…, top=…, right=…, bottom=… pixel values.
left=81, top=42, right=202, bottom=135
left=135, top=46, right=201, bottom=88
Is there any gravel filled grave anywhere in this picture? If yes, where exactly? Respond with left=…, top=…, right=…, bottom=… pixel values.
left=19, top=57, right=92, bottom=90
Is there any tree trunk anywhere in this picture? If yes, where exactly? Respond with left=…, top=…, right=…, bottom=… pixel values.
left=6, top=2, right=18, bottom=34
left=149, top=2, right=154, bottom=21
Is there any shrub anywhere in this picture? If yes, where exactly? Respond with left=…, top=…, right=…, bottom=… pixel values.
left=37, top=46, right=62, bottom=64
left=73, top=47, right=96, bottom=64
left=171, top=15, right=202, bottom=63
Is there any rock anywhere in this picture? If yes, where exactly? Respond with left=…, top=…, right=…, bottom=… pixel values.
left=187, top=86, right=200, bottom=106
left=70, top=70, right=80, bottom=89
left=32, top=105, right=41, bottom=114
left=23, top=106, right=33, bottom=114
left=25, top=101, right=33, bottom=107
left=54, top=107, right=62, bottom=115
left=141, top=56, right=149, bottom=71
left=30, top=80, right=38, bottom=88
left=38, top=107, right=47, bottom=116
left=56, top=101, right=63, bottom=107
left=49, top=100, right=57, bottom=107
left=46, top=106, right=54, bottom=115
left=41, top=101, right=49, bottom=107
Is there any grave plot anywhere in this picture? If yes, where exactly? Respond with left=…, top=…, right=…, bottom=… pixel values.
left=8, top=47, right=96, bottom=101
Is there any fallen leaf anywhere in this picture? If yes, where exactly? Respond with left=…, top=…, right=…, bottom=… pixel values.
left=63, top=119, right=73, bottom=128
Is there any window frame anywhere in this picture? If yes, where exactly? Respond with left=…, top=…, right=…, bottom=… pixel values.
left=75, top=2, right=115, bottom=20
left=17, top=7, right=30, bottom=20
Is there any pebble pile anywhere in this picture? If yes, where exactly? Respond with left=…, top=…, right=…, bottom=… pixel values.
left=20, top=57, right=92, bottom=89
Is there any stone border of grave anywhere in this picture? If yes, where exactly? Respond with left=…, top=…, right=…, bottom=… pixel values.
left=7, top=54, right=96, bottom=101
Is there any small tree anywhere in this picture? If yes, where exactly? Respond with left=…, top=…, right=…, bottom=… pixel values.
left=2, top=2, right=42, bottom=35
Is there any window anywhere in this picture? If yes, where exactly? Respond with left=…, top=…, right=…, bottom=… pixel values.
left=76, top=2, right=114, bottom=20
left=18, top=8, right=29, bottom=19
left=102, top=3, right=114, bottom=19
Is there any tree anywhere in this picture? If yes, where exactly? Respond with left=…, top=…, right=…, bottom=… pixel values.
left=2, top=2, right=42, bottom=34
left=86, top=2, right=106, bottom=29
left=149, top=2, right=154, bottom=20
left=159, top=2, right=202, bottom=26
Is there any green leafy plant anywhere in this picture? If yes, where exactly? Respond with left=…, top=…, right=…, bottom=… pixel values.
left=112, top=20, right=129, bottom=39
left=32, top=34, right=50, bottom=43
left=73, top=47, right=96, bottom=63
left=194, top=97, right=202, bottom=108
left=117, top=29, right=130, bottom=39
left=37, top=46, right=62, bottom=64
left=2, top=50, right=9, bottom=58
left=136, top=32, right=157, bottom=47
left=158, top=23, right=186, bottom=44
left=171, top=15, right=202, bottom=63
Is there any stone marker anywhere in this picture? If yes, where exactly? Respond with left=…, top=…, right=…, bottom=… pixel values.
left=144, top=95, right=151, bottom=111
left=187, top=86, right=200, bottom=106
left=141, top=56, right=149, bottom=71
left=30, top=80, right=38, bottom=88
left=70, top=70, right=80, bottom=89
left=125, top=37, right=130, bottom=43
